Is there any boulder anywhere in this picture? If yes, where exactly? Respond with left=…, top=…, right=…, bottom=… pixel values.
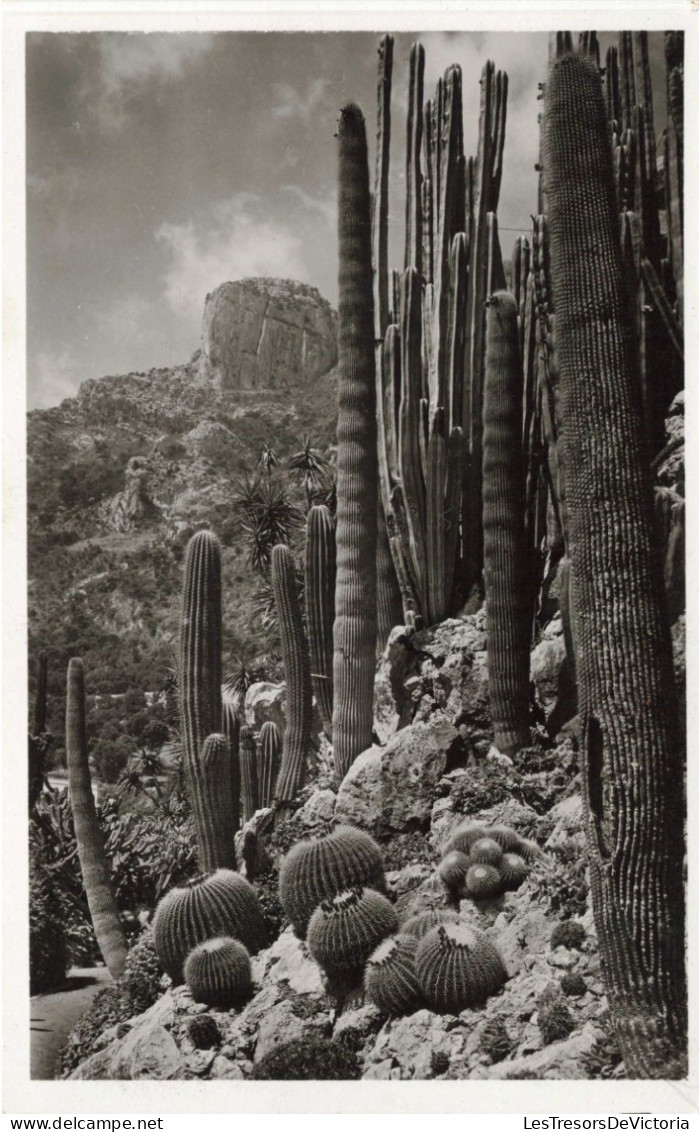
left=334, top=720, right=458, bottom=835
left=245, top=682, right=286, bottom=733
left=253, top=928, right=326, bottom=997
left=253, top=1000, right=330, bottom=1062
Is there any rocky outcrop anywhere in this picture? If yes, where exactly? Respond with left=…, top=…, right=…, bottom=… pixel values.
left=198, top=278, right=337, bottom=391
left=99, top=455, right=158, bottom=533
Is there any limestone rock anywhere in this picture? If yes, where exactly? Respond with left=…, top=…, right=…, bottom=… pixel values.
left=253, top=1000, right=330, bottom=1062
left=335, top=720, right=458, bottom=835
left=253, top=927, right=326, bottom=997
left=198, top=278, right=337, bottom=391
left=245, top=682, right=286, bottom=732
left=474, top=1020, right=602, bottom=1079
left=183, top=420, right=237, bottom=460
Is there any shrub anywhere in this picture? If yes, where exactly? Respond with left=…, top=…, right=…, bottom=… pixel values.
left=550, top=920, right=586, bottom=950
left=29, top=854, right=68, bottom=994
left=251, top=1033, right=360, bottom=1080
left=560, top=972, right=587, bottom=997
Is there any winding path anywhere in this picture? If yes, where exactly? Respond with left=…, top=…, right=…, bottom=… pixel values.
left=30, top=967, right=112, bottom=1079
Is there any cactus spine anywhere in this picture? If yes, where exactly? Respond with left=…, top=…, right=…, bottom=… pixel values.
left=305, top=505, right=335, bottom=734
left=482, top=291, right=531, bottom=753
left=543, top=50, right=686, bottom=1077
left=258, top=721, right=280, bottom=809
left=65, top=657, right=127, bottom=979
left=333, top=104, right=378, bottom=779
left=271, top=543, right=312, bottom=801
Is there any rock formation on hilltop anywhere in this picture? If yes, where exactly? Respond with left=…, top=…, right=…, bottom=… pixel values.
left=198, top=278, right=338, bottom=391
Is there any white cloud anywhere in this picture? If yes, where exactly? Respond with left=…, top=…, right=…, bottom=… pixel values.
left=272, top=78, right=328, bottom=120
left=31, top=349, right=89, bottom=409
left=155, top=194, right=315, bottom=331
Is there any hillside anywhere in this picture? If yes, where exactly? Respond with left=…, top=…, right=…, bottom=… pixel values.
left=27, top=278, right=339, bottom=776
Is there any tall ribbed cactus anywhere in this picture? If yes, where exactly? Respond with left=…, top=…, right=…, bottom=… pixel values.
left=482, top=291, right=531, bottom=753
left=222, top=698, right=241, bottom=834
left=66, top=658, right=127, bottom=979
left=542, top=50, right=686, bottom=1078
left=239, top=724, right=258, bottom=823
left=332, top=104, right=378, bottom=780
left=305, top=505, right=335, bottom=734
left=258, top=721, right=280, bottom=808
left=271, top=543, right=312, bottom=801
left=198, top=734, right=236, bottom=871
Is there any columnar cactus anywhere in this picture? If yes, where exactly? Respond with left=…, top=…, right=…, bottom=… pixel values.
left=179, top=531, right=224, bottom=870
left=239, top=725, right=258, bottom=823
left=183, top=937, right=253, bottom=1009
left=258, top=721, right=280, bottom=809
left=307, top=887, right=398, bottom=979
left=222, top=699, right=241, bottom=834
left=543, top=49, right=686, bottom=1077
left=333, top=103, right=378, bottom=780
left=483, top=291, right=531, bottom=753
left=152, top=870, right=267, bottom=983
left=65, top=657, right=127, bottom=979
left=415, top=922, right=507, bottom=1012
left=271, top=544, right=312, bottom=801
left=364, top=934, right=423, bottom=1015
left=196, top=734, right=236, bottom=871
left=304, top=505, right=335, bottom=734
left=279, top=824, right=386, bottom=939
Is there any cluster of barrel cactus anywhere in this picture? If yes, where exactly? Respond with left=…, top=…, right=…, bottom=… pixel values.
left=438, top=822, right=535, bottom=903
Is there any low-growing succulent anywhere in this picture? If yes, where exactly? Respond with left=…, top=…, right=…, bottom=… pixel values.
left=480, top=1013, right=513, bottom=1064
left=437, top=850, right=471, bottom=898
left=444, top=823, right=489, bottom=857
left=499, top=853, right=529, bottom=891
left=469, top=837, right=504, bottom=867
left=184, top=936, right=253, bottom=1009
left=550, top=920, right=586, bottom=951
left=415, top=922, right=508, bottom=1012
left=153, top=870, right=268, bottom=982
left=187, top=1013, right=222, bottom=1049
left=307, top=887, right=398, bottom=980
left=537, top=987, right=576, bottom=1044
left=465, top=863, right=503, bottom=900
left=251, top=1032, right=361, bottom=1080
left=400, top=908, right=461, bottom=940
left=560, top=971, right=587, bottom=997
left=364, top=934, right=423, bottom=1015
left=279, top=824, right=386, bottom=939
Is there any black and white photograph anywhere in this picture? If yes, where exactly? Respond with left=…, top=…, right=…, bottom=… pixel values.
left=5, top=2, right=694, bottom=1112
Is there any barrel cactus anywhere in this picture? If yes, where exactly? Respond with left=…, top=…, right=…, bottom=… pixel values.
left=279, top=824, right=386, bottom=939
left=307, top=887, right=398, bottom=980
left=437, top=851, right=471, bottom=900
left=465, top=863, right=503, bottom=900
left=487, top=825, right=527, bottom=854
left=183, top=937, right=253, bottom=1009
left=152, top=870, right=267, bottom=983
left=415, top=921, right=507, bottom=1012
left=443, top=823, right=489, bottom=857
left=468, top=837, right=504, bottom=867
left=364, top=934, right=423, bottom=1015
left=400, top=908, right=460, bottom=941
left=498, top=853, right=529, bottom=891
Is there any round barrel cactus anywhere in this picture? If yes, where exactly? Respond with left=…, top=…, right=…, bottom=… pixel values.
left=499, top=853, right=529, bottom=891
left=487, top=825, right=526, bottom=854
left=279, top=824, right=386, bottom=939
left=364, top=934, right=423, bottom=1016
left=444, top=823, right=489, bottom=858
left=400, top=908, right=461, bottom=941
left=468, top=837, right=504, bottom=867
left=437, top=851, right=471, bottom=898
left=184, top=936, right=253, bottom=1009
left=153, top=870, right=268, bottom=982
left=307, top=887, right=398, bottom=979
left=465, top=863, right=502, bottom=900
left=415, top=921, right=507, bottom=1012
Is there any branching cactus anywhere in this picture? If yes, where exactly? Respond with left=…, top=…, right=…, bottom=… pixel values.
left=271, top=544, right=312, bottom=802
left=483, top=291, right=531, bottom=753
left=239, top=725, right=258, bottom=823
left=279, top=824, right=386, bottom=939
left=198, top=734, right=236, bottom=871
left=307, top=887, right=398, bottom=980
left=66, top=657, right=127, bottom=979
left=332, top=103, right=378, bottom=781
left=184, top=937, right=253, bottom=1009
left=305, top=505, right=335, bottom=735
left=152, top=870, right=267, bottom=983
left=258, top=721, right=280, bottom=809
left=415, top=922, right=507, bottom=1012
left=543, top=49, right=686, bottom=1077
left=364, top=934, right=423, bottom=1015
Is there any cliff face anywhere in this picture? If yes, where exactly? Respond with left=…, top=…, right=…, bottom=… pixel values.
left=198, top=278, right=338, bottom=391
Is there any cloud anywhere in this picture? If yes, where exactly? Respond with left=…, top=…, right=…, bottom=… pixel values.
left=155, top=194, right=315, bottom=330
left=272, top=78, right=328, bottom=120
left=31, top=349, right=89, bottom=409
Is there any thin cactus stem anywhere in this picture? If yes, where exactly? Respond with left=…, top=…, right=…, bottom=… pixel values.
left=239, top=725, right=258, bottom=823
left=305, top=505, right=336, bottom=733
left=271, top=544, right=312, bottom=801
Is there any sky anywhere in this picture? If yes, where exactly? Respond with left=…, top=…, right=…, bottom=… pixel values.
left=26, top=30, right=667, bottom=410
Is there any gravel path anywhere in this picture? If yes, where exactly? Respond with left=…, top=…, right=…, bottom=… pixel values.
left=31, top=967, right=112, bottom=1079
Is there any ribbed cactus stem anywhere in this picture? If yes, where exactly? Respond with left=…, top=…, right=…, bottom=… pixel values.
left=258, top=721, right=280, bottom=809
left=271, top=544, right=312, bottom=801
left=543, top=51, right=686, bottom=1078
left=222, top=699, right=241, bottom=834
left=197, top=734, right=236, bottom=871
left=305, top=505, right=336, bottom=734
left=66, top=658, right=126, bottom=979
left=333, top=104, right=378, bottom=780
left=482, top=291, right=531, bottom=753
left=179, top=530, right=223, bottom=868
left=239, top=725, right=258, bottom=824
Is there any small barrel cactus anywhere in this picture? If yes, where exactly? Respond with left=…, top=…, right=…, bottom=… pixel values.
left=187, top=1013, right=222, bottom=1049
left=307, top=887, right=398, bottom=979
left=279, top=824, right=386, bottom=939
left=519, top=838, right=542, bottom=862
left=184, top=936, right=253, bottom=1009
left=550, top=920, right=586, bottom=951
left=487, top=825, right=526, bottom=854
left=444, top=823, right=489, bottom=857
left=465, top=863, right=503, bottom=900
left=153, top=870, right=268, bottom=982
left=400, top=908, right=460, bottom=940
left=364, top=934, right=423, bottom=1015
left=437, top=851, right=471, bottom=897
left=469, top=837, right=504, bottom=867
left=560, top=971, right=587, bottom=997
left=499, top=853, right=529, bottom=891
left=415, top=922, right=508, bottom=1012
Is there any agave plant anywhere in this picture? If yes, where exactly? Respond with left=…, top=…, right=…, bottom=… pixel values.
left=224, top=651, right=268, bottom=706
left=257, top=443, right=279, bottom=475
left=287, top=438, right=330, bottom=507
left=233, top=475, right=301, bottom=574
